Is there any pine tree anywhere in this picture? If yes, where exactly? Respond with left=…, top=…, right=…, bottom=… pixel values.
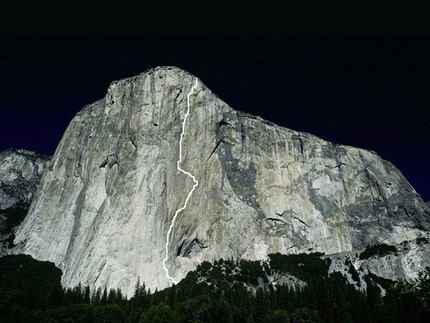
left=100, top=287, right=108, bottom=305
left=84, top=285, right=91, bottom=304
left=91, top=287, right=102, bottom=305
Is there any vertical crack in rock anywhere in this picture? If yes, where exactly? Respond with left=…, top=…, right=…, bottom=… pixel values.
left=162, top=77, right=199, bottom=285
left=241, top=123, right=246, bottom=153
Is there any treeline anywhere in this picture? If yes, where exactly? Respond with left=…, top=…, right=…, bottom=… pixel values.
left=0, top=255, right=126, bottom=322
left=1, top=253, right=430, bottom=322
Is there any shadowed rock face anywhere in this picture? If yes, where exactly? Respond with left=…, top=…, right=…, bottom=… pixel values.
left=0, top=149, right=51, bottom=255
left=0, top=149, right=50, bottom=210
left=13, top=66, right=430, bottom=296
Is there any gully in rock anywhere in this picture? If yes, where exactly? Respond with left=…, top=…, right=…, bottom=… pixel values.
left=162, top=77, right=199, bottom=284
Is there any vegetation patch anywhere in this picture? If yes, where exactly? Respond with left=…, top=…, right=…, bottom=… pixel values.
left=359, top=243, right=398, bottom=260
left=269, top=252, right=331, bottom=283
left=366, top=272, right=396, bottom=291
left=417, top=237, right=429, bottom=246
left=195, top=258, right=268, bottom=287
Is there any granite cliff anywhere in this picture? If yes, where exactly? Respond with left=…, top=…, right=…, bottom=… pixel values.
left=13, top=66, right=430, bottom=296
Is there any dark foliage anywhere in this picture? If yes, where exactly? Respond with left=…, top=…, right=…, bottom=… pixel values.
left=359, top=243, right=398, bottom=259
left=417, top=237, right=429, bottom=246
left=0, top=254, right=126, bottom=323
left=0, top=207, right=28, bottom=248
left=269, top=252, right=330, bottom=283
left=2, top=253, right=430, bottom=322
left=0, top=207, right=28, bottom=234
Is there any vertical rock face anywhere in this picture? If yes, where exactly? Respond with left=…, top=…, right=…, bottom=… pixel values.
left=14, top=66, right=430, bottom=296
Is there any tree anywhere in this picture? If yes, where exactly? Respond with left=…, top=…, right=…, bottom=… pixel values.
left=91, top=287, right=102, bottom=305
left=93, top=304, right=124, bottom=323
left=129, top=278, right=148, bottom=323
left=253, top=288, right=269, bottom=322
left=139, top=302, right=173, bottom=323
left=175, top=295, right=214, bottom=322
left=84, top=285, right=91, bottom=304
left=100, top=287, right=108, bottom=305
left=292, top=307, right=319, bottom=323
left=415, top=266, right=430, bottom=312
left=270, top=309, right=290, bottom=323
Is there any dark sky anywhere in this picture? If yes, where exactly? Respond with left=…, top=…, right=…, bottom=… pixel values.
left=1, top=35, right=429, bottom=201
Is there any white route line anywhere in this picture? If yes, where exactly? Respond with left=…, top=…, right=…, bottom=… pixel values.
left=162, top=77, right=199, bottom=284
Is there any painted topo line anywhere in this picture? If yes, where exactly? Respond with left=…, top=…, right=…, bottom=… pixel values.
left=162, top=77, right=199, bottom=284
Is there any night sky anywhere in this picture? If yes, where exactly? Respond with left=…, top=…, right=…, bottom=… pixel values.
left=1, top=35, right=429, bottom=201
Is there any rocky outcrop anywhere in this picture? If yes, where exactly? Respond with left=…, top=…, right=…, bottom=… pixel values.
left=328, top=237, right=430, bottom=292
left=0, top=149, right=50, bottom=210
left=13, top=66, right=430, bottom=296
left=0, top=149, right=51, bottom=254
